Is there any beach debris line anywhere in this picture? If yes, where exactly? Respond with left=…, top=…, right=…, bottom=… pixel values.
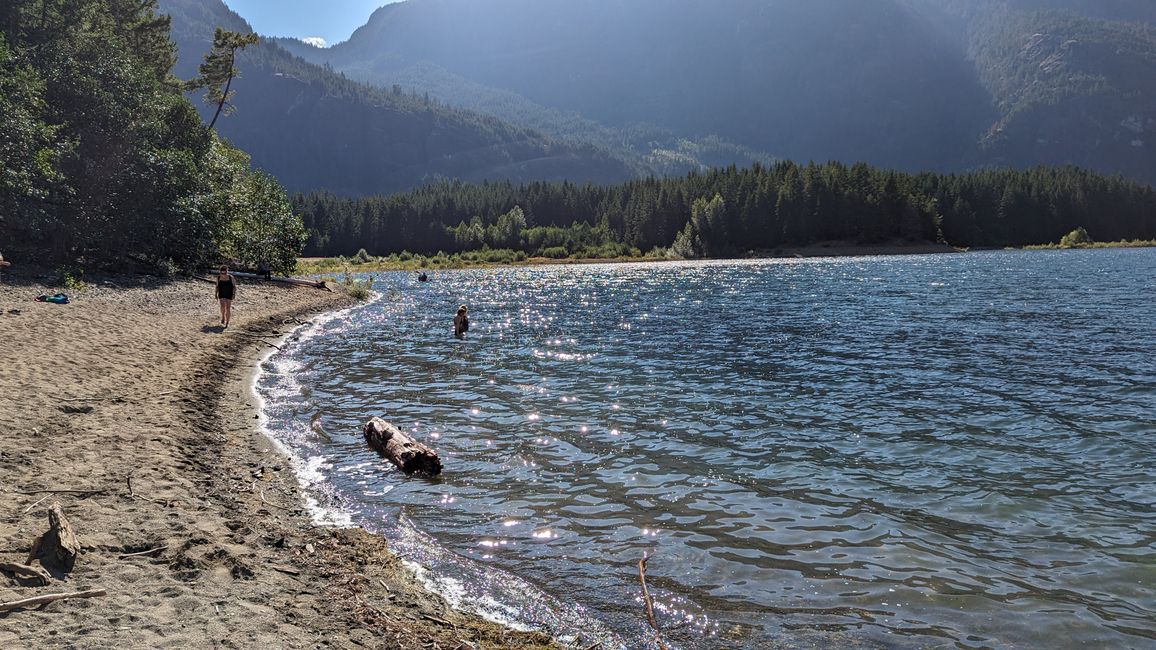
left=0, top=588, right=108, bottom=613
left=363, top=417, right=443, bottom=476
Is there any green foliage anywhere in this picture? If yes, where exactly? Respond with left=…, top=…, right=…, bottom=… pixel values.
left=187, top=28, right=259, bottom=129
left=673, top=194, right=727, bottom=258
left=220, top=167, right=305, bottom=274
left=1059, top=227, right=1094, bottom=248
left=345, top=275, right=373, bottom=301
left=58, top=267, right=87, bottom=292
left=0, top=35, right=60, bottom=228
left=0, top=1, right=306, bottom=272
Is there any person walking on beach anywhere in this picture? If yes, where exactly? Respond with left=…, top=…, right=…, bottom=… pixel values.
left=216, top=265, right=236, bottom=328
left=453, top=304, right=469, bottom=337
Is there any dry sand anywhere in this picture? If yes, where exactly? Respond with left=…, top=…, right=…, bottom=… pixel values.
left=0, top=269, right=554, bottom=649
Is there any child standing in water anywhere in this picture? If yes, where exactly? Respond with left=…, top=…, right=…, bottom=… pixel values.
left=453, top=304, right=469, bottom=337
left=216, top=265, right=236, bottom=328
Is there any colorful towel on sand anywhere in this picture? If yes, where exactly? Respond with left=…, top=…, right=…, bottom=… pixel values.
left=35, top=293, right=69, bottom=304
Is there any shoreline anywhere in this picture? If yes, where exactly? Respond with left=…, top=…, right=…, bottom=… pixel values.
left=301, top=241, right=966, bottom=275
left=0, top=271, right=556, bottom=649
left=304, top=241, right=1156, bottom=276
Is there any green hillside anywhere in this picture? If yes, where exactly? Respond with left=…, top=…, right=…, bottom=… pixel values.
left=968, top=9, right=1156, bottom=180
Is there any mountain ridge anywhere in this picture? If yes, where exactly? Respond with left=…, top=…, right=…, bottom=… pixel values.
left=157, top=0, right=639, bottom=195
left=284, top=0, right=1156, bottom=187
left=163, top=0, right=1156, bottom=193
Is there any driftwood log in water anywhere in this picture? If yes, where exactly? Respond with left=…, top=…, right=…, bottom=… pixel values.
left=363, top=417, right=442, bottom=476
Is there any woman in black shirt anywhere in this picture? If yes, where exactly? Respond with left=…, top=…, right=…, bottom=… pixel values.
left=216, top=265, right=236, bottom=328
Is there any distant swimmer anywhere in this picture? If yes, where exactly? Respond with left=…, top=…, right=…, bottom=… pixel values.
left=453, top=304, right=469, bottom=337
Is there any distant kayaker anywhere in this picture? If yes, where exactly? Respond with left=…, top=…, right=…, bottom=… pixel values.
left=418, top=271, right=429, bottom=282
left=453, top=304, right=469, bottom=337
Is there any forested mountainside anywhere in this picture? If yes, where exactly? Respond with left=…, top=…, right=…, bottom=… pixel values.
left=156, top=0, right=636, bottom=196
left=270, top=42, right=778, bottom=179
left=917, top=0, right=1156, bottom=24
left=289, top=0, right=991, bottom=175
left=965, top=9, right=1156, bottom=182
left=285, top=0, right=1156, bottom=186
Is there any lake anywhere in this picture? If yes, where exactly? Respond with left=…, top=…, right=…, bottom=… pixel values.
left=256, top=249, right=1156, bottom=649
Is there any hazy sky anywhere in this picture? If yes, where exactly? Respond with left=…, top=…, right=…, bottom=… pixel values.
left=222, top=0, right=399, bottom=47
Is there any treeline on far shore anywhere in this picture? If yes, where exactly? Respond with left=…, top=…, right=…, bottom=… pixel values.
left=295, top=162, right=1156, bottom=260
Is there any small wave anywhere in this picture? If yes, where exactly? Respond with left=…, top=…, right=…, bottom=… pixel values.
left=389, top=513, right=629, bottom=649
left=252, top=294, right=383, bottom=528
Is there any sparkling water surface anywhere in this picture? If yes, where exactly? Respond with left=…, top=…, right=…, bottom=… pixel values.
left=257, top=249, right=1156, bottom=649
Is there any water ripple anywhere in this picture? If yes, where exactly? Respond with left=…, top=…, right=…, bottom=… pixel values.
left=258, top=250, right=1156, bottom=649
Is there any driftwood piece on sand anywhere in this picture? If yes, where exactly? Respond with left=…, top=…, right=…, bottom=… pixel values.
left=27, top=503, right=81, bottom=572
left=363, top=417, right=442, bottom=476
left=0, top=561, right=51, bottom=586
left=0, top=588, right=107, bottom=612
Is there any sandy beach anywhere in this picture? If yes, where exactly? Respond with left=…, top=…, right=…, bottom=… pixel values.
left=0, top=269, right=553, bottom=649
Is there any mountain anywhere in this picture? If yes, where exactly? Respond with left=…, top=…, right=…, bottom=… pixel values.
left=271, top=42, right=778, bottom=178
left=287, top=0, right=992, bottom=175
left=968, top=8, right=1156, bottom=182
left=284, top=0, right=1156, bottom=186
left=156, top=0, right=637, bottom=195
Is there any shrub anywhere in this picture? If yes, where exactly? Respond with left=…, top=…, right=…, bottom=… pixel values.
left=541, top=246, right=569, bottom=259
left=347, top=281, right=371, bottom=301
left=1059, top=227, right=1093, bottom=248
left=59, top=267, right=86, bottom=292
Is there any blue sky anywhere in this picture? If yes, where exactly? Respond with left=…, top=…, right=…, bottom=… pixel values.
left=223, top=0, right=398, bottom=47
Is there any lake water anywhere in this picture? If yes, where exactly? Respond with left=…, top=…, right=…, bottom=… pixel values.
left=257, top=249, right=1156, bottom=649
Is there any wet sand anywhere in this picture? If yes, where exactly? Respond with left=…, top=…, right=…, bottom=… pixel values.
left=0, top=270, right=554, bottom=649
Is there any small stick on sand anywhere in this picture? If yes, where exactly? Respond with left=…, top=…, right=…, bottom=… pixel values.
left=638, top=552, right=668, bottom=650
left=118, top=546, right=167, bottom=559
left=0, top=588, right=107, bottom=612
left=235, top=332, right=283, bottom=350
left=22, top=495, right=50, bottom=514
left=421, top=614, right=452, bottom=626
left=259, top=488, right=293, bottom=512
left=17, top=488, right=106, bottom=496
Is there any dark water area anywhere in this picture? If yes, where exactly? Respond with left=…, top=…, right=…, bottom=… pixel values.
left=257, top=249, right=1156, bottom=649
